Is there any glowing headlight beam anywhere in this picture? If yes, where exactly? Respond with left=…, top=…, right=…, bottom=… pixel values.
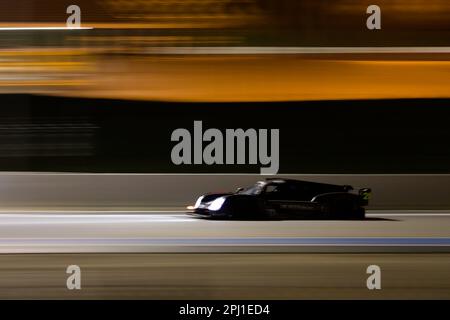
left=194, top=196, right=204, bottom=209
left=209, top=197, right=226, bottom=211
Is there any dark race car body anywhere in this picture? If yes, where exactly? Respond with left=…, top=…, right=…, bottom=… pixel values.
left=187, top=178, right=371, bottom=220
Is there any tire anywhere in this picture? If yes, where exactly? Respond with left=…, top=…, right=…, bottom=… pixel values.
left=353, top=207, right=366, bottom=220
left=325, top=202, right=363, bottom=220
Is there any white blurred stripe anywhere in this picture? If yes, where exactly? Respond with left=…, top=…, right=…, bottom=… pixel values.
left=0, top=27, right=93, bottom=31
left=0, top=210, right=449, bottom=216
left=0, top=213, right=193, bottom=225
left=0, top=211, right=187, bottom=214
left=146, top=46, right=450, bottom=55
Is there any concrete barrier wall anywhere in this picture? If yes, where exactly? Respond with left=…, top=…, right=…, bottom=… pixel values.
left=0, top=173, right=449, bottom=210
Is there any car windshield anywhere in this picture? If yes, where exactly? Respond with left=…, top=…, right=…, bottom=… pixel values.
left=237, top=183, right=264, bottom=195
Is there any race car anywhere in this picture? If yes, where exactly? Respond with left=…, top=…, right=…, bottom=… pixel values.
left=187, top=178, right=371, bottom=219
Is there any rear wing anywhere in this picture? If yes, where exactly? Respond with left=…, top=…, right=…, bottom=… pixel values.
left=358, top=188, right=372, bottom=206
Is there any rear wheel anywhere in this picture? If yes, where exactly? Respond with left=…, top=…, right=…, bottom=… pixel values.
left=353, top=207, right=366, bottom=220
left=323, top=200, right=364, bottom=220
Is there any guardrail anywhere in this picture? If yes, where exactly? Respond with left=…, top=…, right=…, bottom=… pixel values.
left=0, top=173, right=449, bottom=210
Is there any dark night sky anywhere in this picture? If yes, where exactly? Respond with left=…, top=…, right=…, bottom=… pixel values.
left=0, top=0, right=448, bottom=45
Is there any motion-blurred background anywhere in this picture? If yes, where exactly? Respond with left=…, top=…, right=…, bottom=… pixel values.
left=0, top=0, right=449, bottom=173
left=0, top=0, right=449, bottom=100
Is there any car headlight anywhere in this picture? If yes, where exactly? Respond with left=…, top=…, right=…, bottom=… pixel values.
left=208, top=197, right=226, bottom=211
left=194, top=196, right=204, bottom=209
